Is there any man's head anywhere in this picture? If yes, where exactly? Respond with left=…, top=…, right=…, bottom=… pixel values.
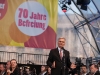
left=90, top=64, right=98, bottom=74
left=0, top=64, right=6, bottom=72
left=10, top=59, right=17, bottom=68
left=6, top=60, right=11, bottom=69
left=41, top=65, right=47, bottom=72
left=47, top=67, right=51, bottom=74
left=81, top=65, right=87, bottom=74
left=58, top=37, right=66, bottom=48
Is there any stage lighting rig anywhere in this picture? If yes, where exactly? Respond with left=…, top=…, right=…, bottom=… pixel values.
left=59, top=0, right=72, bottom=12
left=62, top=4, right=67, bottom=12
left=77, top=0, right=90, bottom=5
left=59, top=0, right=71, bottom=5
left=77, top=0, right=91, bottom=11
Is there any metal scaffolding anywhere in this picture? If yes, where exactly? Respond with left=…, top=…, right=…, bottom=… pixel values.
left=58, top=0, right=100, bottom=63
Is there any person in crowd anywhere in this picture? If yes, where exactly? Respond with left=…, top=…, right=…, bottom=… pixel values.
left=47, top=37, right=71, bottom=75
left=23, top=66, right=32, bottom=75
left=31, top=68, right=37, bottom=75
left=87, top=64, right=100, bottom=75
left=45, top=66, right=51, bottom=75
left=0, top=64, right=6, bottom=75
left=6, top=61, right=11, bottom=70
left=20, top=67, right=24, bottom=75
left=7, top=59, right=21, bottom=75
left=80, top=65, right=88, bottom=75
left=69, top=63, right=78, bottom=75
left=39, top=65, right=47, bottom=75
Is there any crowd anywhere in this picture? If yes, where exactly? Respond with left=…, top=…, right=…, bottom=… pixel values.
left=0, top=59, right=51, bottom=75
left=0, top=59, right=100, bottom=75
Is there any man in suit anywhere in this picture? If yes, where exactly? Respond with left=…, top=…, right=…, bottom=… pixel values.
left=39, top=65, right=47, bottom=75
left=0, top=64, right=6, bottom=75
left=7, top=59, right=21, bottom=75
left=47, top=37, right=71, bottom=75
left=89, top=64, right=100, bottom=75
left=80, top=65, right=88, bottom=75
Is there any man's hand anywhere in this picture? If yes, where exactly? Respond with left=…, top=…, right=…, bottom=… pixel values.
left=7, top=69, right=12, bottom=75
left=51, top=61, right=55, bottom=68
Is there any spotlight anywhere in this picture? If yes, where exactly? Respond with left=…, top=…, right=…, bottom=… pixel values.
left=76, top=57, right=81, bottom=63
left=77, top=0, right=90, bottom=5
left=77, top=0, right=83, bottom=5
left=62, top=4, right=67, bottom=12
left=77, top=0, right=91, bottom=11
left=86, top=57, right=92, bottom=66
left=68, top=0, right=71, bottom=5
left=82, top=0, right=90, bottom=5
left=81, top=5, right=87, bottom=11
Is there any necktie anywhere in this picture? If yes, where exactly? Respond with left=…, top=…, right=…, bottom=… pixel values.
left=60, top=50, right=63, bottom=60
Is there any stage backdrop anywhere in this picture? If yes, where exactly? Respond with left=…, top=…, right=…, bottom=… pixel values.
left=0, top=0, right=58, bottom=49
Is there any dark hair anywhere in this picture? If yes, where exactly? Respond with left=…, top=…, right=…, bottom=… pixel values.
left=89, top=64, right=98, bottom=69
left=41, top=65, right=48, bottom=71
left=0, top=64, right=6, bottom=68
left=10, top=59, right=18, bottom=71
left=81, top=65, right=87, bottom=69
left=10, top=59, right=17, bottom=64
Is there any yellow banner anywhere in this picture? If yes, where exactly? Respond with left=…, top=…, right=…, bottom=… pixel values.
left=0, top=0, right=58, bottom=49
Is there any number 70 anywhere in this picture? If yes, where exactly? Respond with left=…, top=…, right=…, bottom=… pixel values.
left=18, top=8, right=28, bottom=18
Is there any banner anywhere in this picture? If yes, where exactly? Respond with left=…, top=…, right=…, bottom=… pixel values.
left=0, top=0, right=58, bottom=49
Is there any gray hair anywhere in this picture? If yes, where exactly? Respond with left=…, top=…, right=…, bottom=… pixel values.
left=58, top=37, right=66, bottom=41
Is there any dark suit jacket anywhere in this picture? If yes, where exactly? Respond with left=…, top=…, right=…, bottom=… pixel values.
left=87, top=71, right=100, bottom=75
left=47, top=48, right=71, bottom=75
left=94, top=71, right=100, bottom=75
left=0, top=71, right=7, bottom=75
left=10, top=67, right=21, bottom=75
